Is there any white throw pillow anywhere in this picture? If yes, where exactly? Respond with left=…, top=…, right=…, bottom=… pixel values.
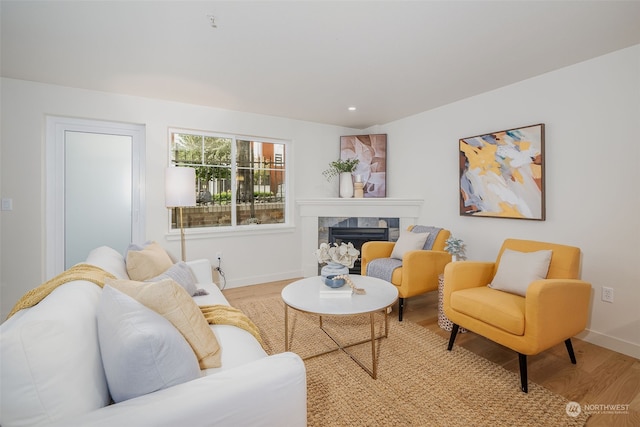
left=489, top=249, right=553, bottom=296
left=147, top=261, right=198, bottom=296
left=97, top=286, right=201, bottom=403
left=390, top=229, right=430, bottom=260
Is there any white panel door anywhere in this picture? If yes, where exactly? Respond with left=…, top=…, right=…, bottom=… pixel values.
left=46, top=117, right=145, bottom=277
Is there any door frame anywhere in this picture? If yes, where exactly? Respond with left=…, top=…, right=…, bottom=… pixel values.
left=45, top=116, right=145, bottom=278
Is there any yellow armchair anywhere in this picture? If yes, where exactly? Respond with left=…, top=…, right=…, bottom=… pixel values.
left=362, top=226, right=451, bottom=321
left=443, top=239, right=592, bottom=392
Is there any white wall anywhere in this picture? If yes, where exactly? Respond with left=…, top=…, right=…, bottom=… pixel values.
left=0, top=78, right=355, bottom=319
left=371, top=45, right=640, bottom=358
left=1, top=44, right=638, bottom=358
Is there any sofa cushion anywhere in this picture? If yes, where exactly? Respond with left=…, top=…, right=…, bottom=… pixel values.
left=0, top=282, right=110, bottom=426
left=147, top=261, right=198, bottom=296
left=107, top=278, right=222, bottom=369
left=97, top=286, right=201, bottom=403
left=489, top=249, right=552, bottom=296
left=390, top=229, right=430, bottom=260
left=86, top=245, right=129, bottom=279
left=451, top=287, right=526, bottom=335
left=125, top=241, right=174, bottom=281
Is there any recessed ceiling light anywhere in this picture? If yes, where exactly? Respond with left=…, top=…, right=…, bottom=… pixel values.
left=348, top=106, right=357, bottom=111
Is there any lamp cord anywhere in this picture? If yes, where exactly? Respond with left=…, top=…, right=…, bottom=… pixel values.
left=215, top=257, right=226, bottom=290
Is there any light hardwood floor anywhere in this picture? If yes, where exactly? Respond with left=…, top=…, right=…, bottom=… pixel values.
left=223, top=279, right=640, bottom=427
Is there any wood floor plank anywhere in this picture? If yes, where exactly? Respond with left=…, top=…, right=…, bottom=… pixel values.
left=223, top=280, right=639, bottom=426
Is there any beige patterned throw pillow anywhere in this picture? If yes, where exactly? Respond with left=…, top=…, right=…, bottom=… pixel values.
left=106, top=278, right=221, bottom=369
left=125, top=242, right=174, bottom=281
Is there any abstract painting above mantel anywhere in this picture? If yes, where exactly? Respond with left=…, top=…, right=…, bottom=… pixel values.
left=340, top=134, right=387, bottom=198
left=459, top=124, right=545, bottom=220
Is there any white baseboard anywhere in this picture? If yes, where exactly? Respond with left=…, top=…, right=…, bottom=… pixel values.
left=578, top=329, right=640, bottom=359
left=221, top=270, right=303, bottom=290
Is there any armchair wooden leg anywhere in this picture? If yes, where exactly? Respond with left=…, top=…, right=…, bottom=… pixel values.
left=447, top=324, right=459, bottom=351
left=565, top=338, right=577, bottom=364
left=398, top=298, right=405, bottom=322
left=518, top=353, right=528, bottom=393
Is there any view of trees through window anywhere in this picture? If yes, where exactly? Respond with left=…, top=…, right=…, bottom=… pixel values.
left=169, top=129, right=287, bottom=229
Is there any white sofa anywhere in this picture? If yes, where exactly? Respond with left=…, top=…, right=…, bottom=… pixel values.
left=0, top=246, right=307, bottom=427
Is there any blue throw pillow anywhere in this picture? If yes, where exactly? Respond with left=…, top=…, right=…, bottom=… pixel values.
left=97, top=286, right=201, bottom=403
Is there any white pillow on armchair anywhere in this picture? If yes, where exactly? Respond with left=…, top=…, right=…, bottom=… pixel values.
left=390, top=229, right=430, bottom=260
left=489, top=249, right=552, bottom=296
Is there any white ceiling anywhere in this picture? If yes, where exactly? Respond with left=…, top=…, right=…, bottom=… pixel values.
left=2, top=1, right=640, bottom=129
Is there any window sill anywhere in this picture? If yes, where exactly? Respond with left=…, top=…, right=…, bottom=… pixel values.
left=166, top=223, right=295, bottom=240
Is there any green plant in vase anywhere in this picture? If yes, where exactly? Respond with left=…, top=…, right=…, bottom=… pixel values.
left=322, top=158, right=359, bottom=181
left=445, top=236, right=466, bottom=261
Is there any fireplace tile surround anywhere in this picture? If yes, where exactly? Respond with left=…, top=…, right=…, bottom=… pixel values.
left=298, top=198, right=423, bottom=277
left=321, top=218, right=397, bottom=275
left=318, top=216, right=400, bottom=246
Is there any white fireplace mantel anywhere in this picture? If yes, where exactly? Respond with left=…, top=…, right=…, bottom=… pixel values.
left=297, top=198, right=424, bottom=276
left=297, top=198, right=424, bottom=218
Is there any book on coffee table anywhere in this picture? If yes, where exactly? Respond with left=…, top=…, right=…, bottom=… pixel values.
left=319, top=285, right=353, bottom=298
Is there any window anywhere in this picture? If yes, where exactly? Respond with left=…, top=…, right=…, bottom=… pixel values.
left=169, top=129, right=287, bottom=230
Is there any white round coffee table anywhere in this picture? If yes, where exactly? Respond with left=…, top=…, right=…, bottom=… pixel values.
left=281, top=275, right=398, bottom=379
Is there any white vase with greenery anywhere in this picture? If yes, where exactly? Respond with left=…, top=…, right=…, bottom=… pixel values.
left=322, top=158, right=359, bottom=198
left=339, top=172, right=354, bottom=198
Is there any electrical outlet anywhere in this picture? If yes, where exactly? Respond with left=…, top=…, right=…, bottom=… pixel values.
left=1, top=198, right=12, bottom=211
left=216, top=252, right=222, bottom=261
left=602, top=286, right=614, bottom=303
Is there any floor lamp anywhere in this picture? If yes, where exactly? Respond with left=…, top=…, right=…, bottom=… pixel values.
left=165, top=167, right=196, bottom=262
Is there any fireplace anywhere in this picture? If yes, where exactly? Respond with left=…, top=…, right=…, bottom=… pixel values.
left=328, top=227, right=389, bottom=274
left=297, top=198, right=423, bottom=277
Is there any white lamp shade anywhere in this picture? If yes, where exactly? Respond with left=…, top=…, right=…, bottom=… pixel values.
left=165, top=167, right=196, bottom=207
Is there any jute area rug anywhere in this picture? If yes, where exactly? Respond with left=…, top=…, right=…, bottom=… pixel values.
left=236, top=295, right=589, bottom=427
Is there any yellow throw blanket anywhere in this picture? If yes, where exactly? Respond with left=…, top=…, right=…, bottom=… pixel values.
left=7, top=264, right=264, bottom=347
left=6, top=263, right=116, bottom=319
left=199, top=305, right=264, bottom=347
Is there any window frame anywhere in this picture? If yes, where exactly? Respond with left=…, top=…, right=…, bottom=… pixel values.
left=167, top=128, right=292, bottom=237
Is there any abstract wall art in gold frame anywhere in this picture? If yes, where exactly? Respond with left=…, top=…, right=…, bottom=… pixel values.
left=459, top=124, right=545, bottom=220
